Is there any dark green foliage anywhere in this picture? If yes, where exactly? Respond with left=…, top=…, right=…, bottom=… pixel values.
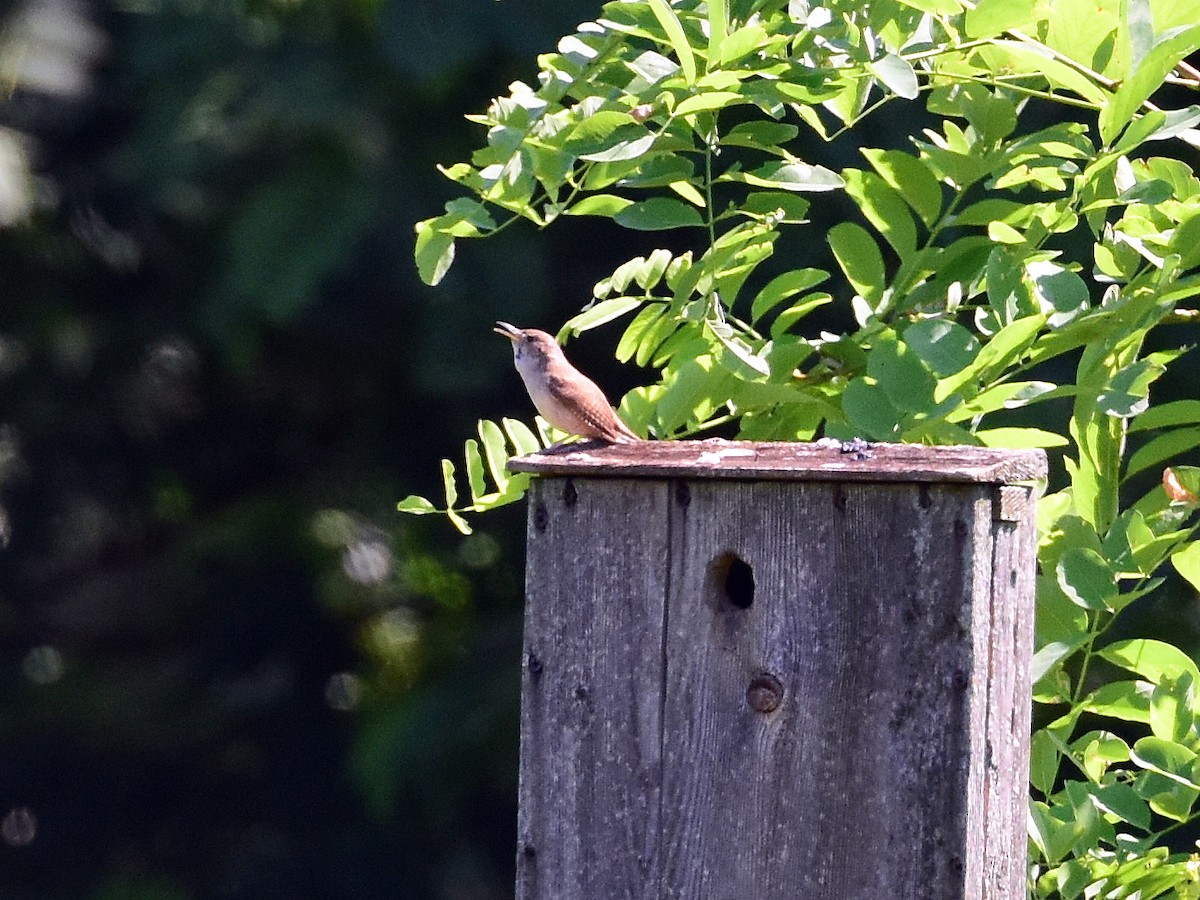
left=0, top=0, right=599, bottom=896
left=412, top=0, right=1200, bottom=894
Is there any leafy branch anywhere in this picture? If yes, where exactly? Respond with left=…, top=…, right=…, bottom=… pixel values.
left=406, top=1, right=1200, bottom=890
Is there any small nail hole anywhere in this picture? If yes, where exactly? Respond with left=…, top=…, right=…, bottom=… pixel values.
left=710, top=552, right=755, bottom=609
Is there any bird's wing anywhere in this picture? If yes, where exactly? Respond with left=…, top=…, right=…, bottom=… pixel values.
left=546, top=371, right=639, bottom=442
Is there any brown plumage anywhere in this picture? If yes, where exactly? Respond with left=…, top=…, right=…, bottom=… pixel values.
left=494, top=321, right=640, bottom=444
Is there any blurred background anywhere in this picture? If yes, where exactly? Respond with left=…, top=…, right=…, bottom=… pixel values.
left=0, top=0, right=633, bottom=896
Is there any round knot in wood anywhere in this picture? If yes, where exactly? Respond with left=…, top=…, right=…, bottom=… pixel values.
left=747, top=673, right=784, bottom=713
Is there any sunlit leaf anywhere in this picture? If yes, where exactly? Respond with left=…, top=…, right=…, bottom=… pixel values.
left=1172, top=542, right=1200, bottom=593
left=674, top=91, right=743, bottom=116
left=397, top=495, right=437, bottom=514
left=563, top=298, right=643, bottom=333
left=415, top=222, right=456, bottom=286
left=842, top=169, right=917, bottom=259
left=964, top=0, right=1041, bottom=38
left=861, top=148, right=942, bottom=226
left=750, top=268, right=829, bottom=321
left=566, top=194, right=635, bottom=217
left=903, top=320, right=979, bottom=377
left=1099, top=639, right=1200, bottom=686
left=867, top=53, right=919, bottom=99
left=1100, top=25, right=1200, bottom=145
left=1056, top=547, right=1116, bottom=610
left=977, top=427, right=1069, bottom=449
left=614, top=198, right=705, bottom=230
left=728, top=161, right=844, bottom=192
left=647, top=0, right=697, bottom=84
left=829, top=222, right=885, bottom=306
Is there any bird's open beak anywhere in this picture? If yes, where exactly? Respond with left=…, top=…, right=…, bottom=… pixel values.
left=493, top=321, right=521, bottom=341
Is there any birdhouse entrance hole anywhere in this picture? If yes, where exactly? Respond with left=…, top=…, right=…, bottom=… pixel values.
left=710, top=552, right=755, bottom=610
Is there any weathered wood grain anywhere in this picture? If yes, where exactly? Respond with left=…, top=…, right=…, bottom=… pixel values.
left=661, top=480, right=990, bottom=898
left=509, top=438, right=1047, bottom=485
left=517, top=477, right=670, bottom=900
left=516, top=444, right=1041, bottom=900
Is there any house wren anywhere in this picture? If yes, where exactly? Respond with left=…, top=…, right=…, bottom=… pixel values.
left=494, top=321, right=640, bottom=443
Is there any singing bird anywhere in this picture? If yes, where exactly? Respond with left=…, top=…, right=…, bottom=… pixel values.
left=494, top=321, right=640, bottom=444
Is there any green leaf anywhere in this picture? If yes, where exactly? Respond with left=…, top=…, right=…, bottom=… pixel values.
left=1072, top=730, right=1132, bottom=783
left=1037, top=574, right=1089, bottom=650
left=977, top=428, right=1069, bottom=449
left=675, top=92, right=743, bottom=116
left=842, top=377, right=902, bottom=440
left=986, top=246, right=1036, bottom=324
left=718, top=24, right=768, bottom=65
left=861, top=148, right=942, bottom=226
left=934, top=315, right=1045, bottom=403
left=1169, top=211, right=1200, bottom=271
left=867, top=330, right=936, bottom=414
left=638, top=248, right=673, bottom=290
left=563, top=297, right=643, bottom=333
left=953, top=198, right=1029, bottom=228
left=949, top=380, right=1059, bottom=420
left=750, top=268, right=829, bottom=321
left=1029, top=729, right=1059, bottom=795
left=741, top=192, right=810, bottom=223
left=981, top=41, right=1108, bottom=105
left=903, top=320, right=979, bottom=377
left=829, top=222, right=885, bottom=306
left=964, top=0, right=1040, bottom=38
left=1045, top=0, right=1122, bottom=84
left=464, top=438, right=487, bottom=501
left=1172, top=541, right=1200, bottom=593
left=479, top=420, right=510, bottom=491
left=1126, top=427, right=1200, bottom=479
left=562, top=113, right=658, bottom=163
left=706, top=0, right=727, bottom=62
left=711, top=328, right=769, bottom=379
left=617, top=303, right=662, bottom=362
left=1080, top=680, right=1152, bottom=724
left=1028, top=261, right=1090, bottom=327
left=1098, top=358, right=1166, bottom=418
left=562, top=111, right=642, bottom=154
left=566, top=194, right=635, bottom=217
left=1028, top=800, right=1079, bottom=863
left=1135, top=766, right=1199, bottom=821
left=770, top=293, right=833, bottom=335
left=415, top=221, right=456, bottom=286
left=867, top=53, right=919, bottom=99
left=1150, top=673, right=1195, bottom=743
left=440, top=458, right=459, bottom=509
left=579, top=134, right=658, bottom=163
left=669, top=180, right=706, bottom=207
left=728, top=161, right=844, bottom=191
left=503, top=418, right=542, bottom=456
left=1032, top=638, right=1079, bottom=687
left=1131, top=736, right=1200, bottom=788
left=656, top=356, right=722, bottom=430
left=1056, top=547, right=1116, bottom=610
left=1099, top=638, right=1200, bottom=686
left=1100, top=25, right=1200, bottom=145
left=842, top=169, right=917, bottom=259
left=723, top=121, right=799, bottom=149
left=1090, top=782, right=1151, bottom=830
left=647, top=0, right=697, bottom=84
left=397, top=495, right=437, bottom=514
left=614, top=198, right=705, bottom=230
